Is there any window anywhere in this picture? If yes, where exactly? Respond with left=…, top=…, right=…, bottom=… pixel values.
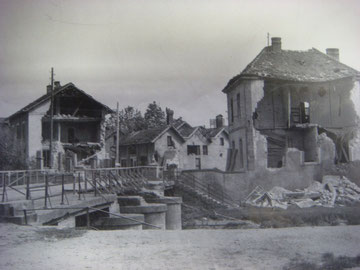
left=202, top=145, right=208, bottom=155
left=121, top=159, right=127, bottom=167
left=128, top=145, right=136, bottom=155
left=43, top=150, right=50, bottom=168
left=236, top=93, right=241, bottom=117
left=167, top=136, right=173, bottom=147
left=232, top=141, right=235, bottom=149
left=220, top=137, right=224, bottom=146
left=230, top=98, right=234, bottom=123
left=187, top=145, right=200, bottom=155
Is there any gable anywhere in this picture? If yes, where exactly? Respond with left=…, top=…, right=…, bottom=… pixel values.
left=7, top=83, right=112, bottom=120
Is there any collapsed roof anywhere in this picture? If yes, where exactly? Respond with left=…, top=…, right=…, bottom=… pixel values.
left=223, top=40, right=360, bottom=93
left=7, top=83, right=113, bottom=120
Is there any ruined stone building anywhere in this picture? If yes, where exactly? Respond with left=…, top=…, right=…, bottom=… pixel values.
left=223, top=37, right=360, bottom=174
left=6, top=82, right=112, bottom=170
left=113, top=111, right=229, bottom=171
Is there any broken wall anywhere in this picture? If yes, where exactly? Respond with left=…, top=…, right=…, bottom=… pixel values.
left=186, top=148, right=320, bottom=202
left=227, top=79, right=265, bottom=171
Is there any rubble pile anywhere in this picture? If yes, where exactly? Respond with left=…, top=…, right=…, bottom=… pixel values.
left=245, top=175, right=360, bottom=209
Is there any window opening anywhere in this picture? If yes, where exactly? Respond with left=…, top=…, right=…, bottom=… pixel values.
left=202, top=145, right=208, bottom=155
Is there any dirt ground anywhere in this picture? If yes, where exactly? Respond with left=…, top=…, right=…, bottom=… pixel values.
left=0, top=223, right=359, bottom=270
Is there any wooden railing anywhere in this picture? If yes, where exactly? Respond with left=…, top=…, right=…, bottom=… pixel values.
left=0, top=166, right=163, bottom=204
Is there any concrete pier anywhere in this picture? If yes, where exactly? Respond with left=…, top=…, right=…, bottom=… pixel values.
left=118, top=196, right=167, bottom=230
left=145, top=196, right=182, bottom=230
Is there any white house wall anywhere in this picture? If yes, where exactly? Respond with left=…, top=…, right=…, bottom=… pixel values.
left=28, top=100, right=50, bottom=161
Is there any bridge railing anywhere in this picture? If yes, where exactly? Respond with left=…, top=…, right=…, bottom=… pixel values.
left=0, top=166, right=163, bottom=203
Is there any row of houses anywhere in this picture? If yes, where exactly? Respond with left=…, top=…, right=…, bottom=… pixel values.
left=2, top=83, right=229, bottom=171
left=3, top=37, right=360, bottom=188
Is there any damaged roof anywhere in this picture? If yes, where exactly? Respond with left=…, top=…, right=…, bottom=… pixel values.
left=119, top=126, right=185, bottom=146
left=177, top=122, right=196, bottom=138
left=223, top=46, right=360, bottom=92
left=7, top=83, right=113, bottom=120
left=199, top=126, right=228, bottom=139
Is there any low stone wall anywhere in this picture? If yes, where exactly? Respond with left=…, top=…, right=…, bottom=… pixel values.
left=184, top=149, right=320, bottom=202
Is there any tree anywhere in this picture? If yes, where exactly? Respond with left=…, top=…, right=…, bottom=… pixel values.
left=0, top=124, right=26, bottom=170
left=106, top=106, right=147, bottom=136
left=144, top=101, right=166, bottom=128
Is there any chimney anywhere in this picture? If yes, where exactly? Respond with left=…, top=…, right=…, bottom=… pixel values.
left=215, top=114, right=224, bottom=128
left=326, top=48, right=339, bottom=61
left=166, top=108, right=174, bottom=125
left=54, top=81, right=61, bottom=89
left=271, top=37, right=282, bottom=52
left=46, top=85, right=52, bottom=94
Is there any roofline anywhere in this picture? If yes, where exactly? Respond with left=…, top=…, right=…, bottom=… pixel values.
left=151, top=126, right=185, bottom=143
left=7, top=83, right=113, bottom=120
left=222, top=46, right=360, bottom=93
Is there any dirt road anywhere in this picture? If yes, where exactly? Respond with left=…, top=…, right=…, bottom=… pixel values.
left=0, top=224, right=359, bottom=269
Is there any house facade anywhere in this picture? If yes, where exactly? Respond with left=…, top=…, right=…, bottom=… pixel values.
left=117, top=126, right=185, bottom=168
left=223, top=37, right=360, bottom=173
left=6, top=82, right=112, bottom=170
left=114, top=113, right=230, bottom=171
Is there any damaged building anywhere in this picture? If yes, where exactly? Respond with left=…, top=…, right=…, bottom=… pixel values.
left=113, top=110, right=229, bottom=171
left=223, top=37, right=360, bottom=174
left=6, top=82, right=112, bottom=170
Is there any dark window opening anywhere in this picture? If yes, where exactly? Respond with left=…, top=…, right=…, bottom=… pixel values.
left=121, top=159, right=127, bottom=167
left=43, top=150, right=50, bottom=168
left=220, top=137, right=224, bottom=146
left=202, top=145, right=208, bottom=155
left=291, top=102, right=310, bottom=124
left=187, top=145, right=200, bottom=155
left=128, top=145, right=136, bottom=155
left=300, top=102, right=310, bottom=123
left=230, top=98, right=234, bottom=123
left=139, top=156, right=148, bottom=166
left=167, top=136, right=173, bottom=147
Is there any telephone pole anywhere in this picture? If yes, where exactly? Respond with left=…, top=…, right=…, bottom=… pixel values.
left=115, top=102, right=120, bottom=165
left=49, top=68, right=54, bottom=169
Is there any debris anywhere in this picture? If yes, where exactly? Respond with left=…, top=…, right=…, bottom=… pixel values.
left=244, top=175, right=360, bottom=209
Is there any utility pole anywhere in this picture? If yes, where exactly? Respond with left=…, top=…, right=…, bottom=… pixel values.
left=115, top=102, right=120, bottom=166
left=267, top=33, right=270, bottom=46
left=49, top=68, right=54, bottom=169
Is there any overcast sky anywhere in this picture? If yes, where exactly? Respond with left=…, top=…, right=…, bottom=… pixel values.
left=0, top=0, right=359, bottom=126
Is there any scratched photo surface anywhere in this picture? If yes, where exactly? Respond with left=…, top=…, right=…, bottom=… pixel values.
left=0, top=1, right=360, bottom=269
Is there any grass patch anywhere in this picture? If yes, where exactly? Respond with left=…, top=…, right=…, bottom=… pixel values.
left=219, top=203, right=360, bottom=228
left=283, top=253, right=360, bottom=270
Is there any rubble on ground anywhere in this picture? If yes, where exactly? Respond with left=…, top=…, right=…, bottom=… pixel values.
left=245, top=175, right=360, bottom=209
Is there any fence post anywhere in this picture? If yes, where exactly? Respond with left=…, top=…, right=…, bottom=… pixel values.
left=78, top=172, right=81, bottom=200
left=73, top=174, right=76, bottom=195
left=86, top=207, right=90, bottom=229
left=44, top=173, right=49, bottom=208
left=61, top=174, right=65, bottom=205
left=93, top=171, right=97, bottom=197
left=2, top=173, right=6, bottom=202
left=23, top=210, right=28, bottom=225
left=84, top=171, right=88, bottom=193
left=26, top=172, right=30, bottom=200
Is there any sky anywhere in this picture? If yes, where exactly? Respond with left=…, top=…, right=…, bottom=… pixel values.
left=0, top=0, right=359, bottom=127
